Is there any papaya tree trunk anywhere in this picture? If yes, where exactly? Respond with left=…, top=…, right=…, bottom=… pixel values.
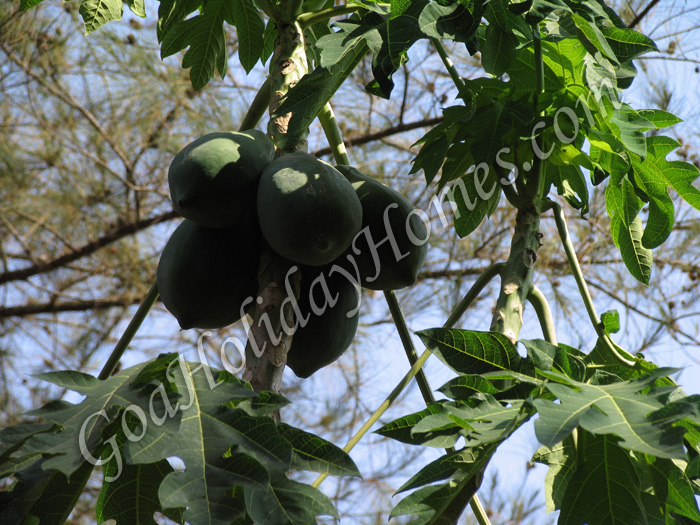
left=243, top=12, right=308, bottom=404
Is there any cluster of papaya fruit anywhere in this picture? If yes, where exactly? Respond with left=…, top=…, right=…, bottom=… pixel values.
left=157, top=130, right=427, bottom=377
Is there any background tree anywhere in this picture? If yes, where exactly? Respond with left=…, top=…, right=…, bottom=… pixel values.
left=1, top=0, right=700, bottom=523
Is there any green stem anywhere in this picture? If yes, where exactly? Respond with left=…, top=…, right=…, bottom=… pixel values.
left=317, top=102, right=350, bottom=165
left=527, top=284, right=558, bottom=345
left=527, top=22, right=546, bottom=201
left=298, top=5, right=360, bottom=29
left=550, top=202, right=637, bottom=367
left=312, top=346, right=432, bottom=488
left=311, top=264, right=503, bottom=500
left=384, top=290, right=436, bottom=405
left=384, top=289, right=492, bottom=525
left=444, top=262, right=505, bottom=328
left=432, top=39, right=467, bottom=96
left=98, top=282, right=159, bottom=380
left=239, top=77, right=272, bottom=132
left=470, top=490, right=491, bottom=525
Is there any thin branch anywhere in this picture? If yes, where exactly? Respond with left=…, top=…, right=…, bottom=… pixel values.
left=311, top=117, right=444, bottom=158
left=0, top=41, right=135, bottom=174
left=629, top=0, right=660, bottom=29
left=0, top=297, right=143, bottom=318
left=0, top=210, right=178, bottom=285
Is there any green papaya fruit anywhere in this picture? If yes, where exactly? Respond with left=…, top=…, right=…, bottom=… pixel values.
left=336, top=165, right=428, bottom=290
left=286, top=265, right=360, bottom=378
left=256, top=152, right=362, bottom=266
left=168, top=130, right=275, bottom=228
left=157, top=217, right=260, bottom=329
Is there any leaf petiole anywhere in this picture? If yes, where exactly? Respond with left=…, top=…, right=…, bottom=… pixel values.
left=98, top=282, right=159, bottom=380
left=298, top=5, right=361, bottom=29
left=550, top=201, right=637, bottom=368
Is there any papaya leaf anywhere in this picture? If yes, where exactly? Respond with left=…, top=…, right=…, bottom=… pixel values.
left=277, top=423, right=361, bottom=478
left=124, top=0, right=145, bottom=18
left=558, top=433, right=647, bottom=524
left=319, top=1, right=484, bottom=99
left=244, top=473, right=339, bottom=524
left=123, top=359, right=288, bottom=525
left=447, top=164, right=502, bottom=238
left=608, top=106, right=653, bottom=157
left=396, top=446, right=489, bottom=493
left=524, top=0, right=572, bottom=24
left=95, top=423, right=179, bottom=525
left=79, top=0, right=124, bottom=35
left=481, top=23, right=518, bottom=77
left=417, top=328, right=527, bottom=376
left=389, top=477, right=474, bottom=523
left=0, top=422, right=56, bottom=469
left=304, top=16, right=333, bottom=68
left=437, top=375, right=500, bottom=399
left=647, top=456, right=700, bottom=522
left=600, top=310, right=620, bottom=334
left=484, top=0, right=531, bottom=35
left=232, top=390, right=290, bottom=417
left=534, top=368, right=689, bottom=458
left=412, top=131, right=450, bottom=184
left=571, top=13, right=619, bottom=65
left=509, top=38, right=584, bottom=97
left=438, top=397, right=532, bottom=447
left=547, top=162, right=589, bottom=213
left=606, top=177, right=652, bottom=284
left=679, top=420, right=700, bottom=456
left=532, top=440, right=576, bottom=512
left=363, top=2, right=428, bottom=98
left=375, top=402, right=448, bottom=445
left=583, top=52, right=618, bottom=98
left=520, top=339, right=586, bottom=381
left=630, top=155, right=675, bottom=250
left=410, top=104, right=479, bottom=183
left=8, top=355, right=185, bottom=479
left=402, top=409, right=464, bottom=449
left=585, top=338, right=663, bottom=382
left=637, top=109, right=682, bottom=129
left=96, top=460, right=180, bottom=524
left=160, top=0, right=234, bottom=91
left=261, top=19, right=277, bottom=65
left=0, top=453, right=97, bottom=525
left=686, top=455, right=700, bottom=480
left=157, top=0, right=202, bottom=43
left=631, top=136, right=700, bottom=249
left=230, top=0, right=265, bottom=73
left=417, top=0, right=484, bottom=45
left=601, top=25, right=658, bottom=63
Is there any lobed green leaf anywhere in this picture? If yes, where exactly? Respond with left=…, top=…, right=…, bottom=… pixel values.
left=417, top=328, right=526, bottom=376
left=534, top=368, right=688, bottom=458
left=278, top=423, right=361, bottom=478
left=79, top=0, right=124, bottom=35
